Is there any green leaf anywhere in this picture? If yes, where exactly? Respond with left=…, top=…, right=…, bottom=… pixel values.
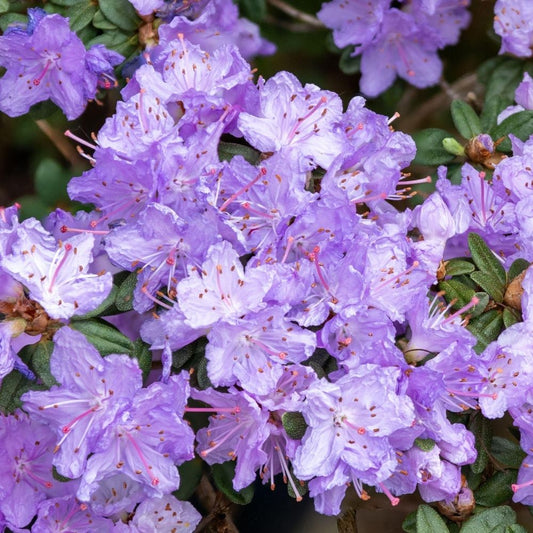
left=88, top=31, right=138, bottom=58
left=439, top=279, right=475, bottom=309
left=115, top=271, right=137, bottom=312
left=69, top=320, right=133, bottom=356
left=212, top=461, right=254, bottom=505
left=474, top=470, right=517, bottom=507
left=173, top=458, right=204, bottom=500
left=490, top=110, right=533, bottom=153
left=132, top=339, right=152, bottom=382
left=490, top=437, right=527, bottom=469
left=467, top=309, right=504, bottom=353
left=0, top=13, right=26, bottom=32
left=460, top=506, right=517, bottom=533
left=412, top=129, right=458, bottom=166
left=287, top=475, right=308, bottom=500
left=451, top=100, right=482, bottom=139
left=470, top=271, right=505, bottom=303
left=481, top=95, right=507, bottom=132
left=68, top=1, right=98, bottom=32
left=416, top=505, right=449, bottom=533
left=339, top=47, right=360, bottom=75
left=508, top=259, right=530, bottom=281
left=445, top=259, right=475, bottom=277
left=92, top=9, right=117, bottom=30
left=49, top=0, right=85, bottom=5
left=23, top=340, right=58, bottom=388
left=414, top=438, right=436, bottom=452
left=402, top=511, right=417, bottom=533
left=282, top=412, right=308, bottom=440
left=52, top=465, right=73, bottom=482
left=0, top=0, right=9, bottom=14
left=442, top=137, right=465, bottom=156
left=218, top=141, right=261, bottom=165
left=471, top=292, right=489, bottom=317
left=195, top=356, right=212, bottom=390
left=0, top=371, right=32, bottom=413
left=468, top=233, right=506, bottom=286
left=173, top=336, right=207, bottom=371
left=98, top=0, right=140, bottom=31
left=483, top=57, right=524, bottom=107
left=503, top=308, right=521, bottom=329
left=469, top=414, right=492, bottom=474
left=238, top=0, right=266, bottom=22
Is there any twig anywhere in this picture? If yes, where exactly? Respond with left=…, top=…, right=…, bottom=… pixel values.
left=267, top=0, right=325, bottom=28
left=35, top=119, right=84, bottom=167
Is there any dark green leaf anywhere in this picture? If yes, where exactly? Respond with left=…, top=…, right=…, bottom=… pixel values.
left=70, top=320, right=133, bottom=356
left=98, top=0, right=139, bottom=32
left=68, top=2, right=97, bottom=32
left=474, top=470, right=517, bottom=507
left=132, top=339, right=152, bottom=382
left=481, top=95, right=507, bottom=132
left=49, top=0, right=85, bottom=5
left=0, top=0, right=9, bottom=14
left=0, top=13, right=26, bottom=32
left=173, top=458, right=204, bottom=500
left=478, top=57, right=510, bottom=86
left=460, top=506, right=517, bottom=533
left=468, top=233, right=506, bottom=286
left=483, top=57, right=523, bottom=107
left=470, top=271, right=505, bottom=303
left=92, top=9, right=117, bottom=30
left=503, top=308, right=521, bottom=329
left=445, top=259, right=475, bottom=277
left=218, top=142, right=261, bottom=165
left=212, top=461, right=254, bottom=505
left=467, top=309, right=503, bottom=353
left=287, top=475, right=307, bottom=500
left=471, top=292, right=489, bottom=317
left=339, top=47, right=360, bottom=75
left=490, top=437, right=527, bottom=469
left=402, top=511, right=417, bottom=533
left=415, top=438, right=436, bottom=452
left=173, top=336, right=207, bottom=371
left=439, top=279, right=475, bottom=309
left=445, top=162, right=464, bottom=185
left=52, top=465, right=73, bottom=482
left=27, top=340, right=58, bottom=387
left=0, top=371, right=32, bottom=413
left=282, top=412, right=308, bottom=440
left=416, top=505, right=449, bottom=533
left=115, top=271, right=137, bottom=312
left=490, top=110, right=533, bottom=153
left=469, top=414, right=492, bottom=474
left=451, top=100, right=482, bottom=139
left=465, top=468, right=483, bottom=491
left=508, top=259, right=530, bottom=281
left=412, top=129, right=458, bottom=166
left=195, top=356, right=212, bottom=390
left=239, top=0, right=266, bottom=22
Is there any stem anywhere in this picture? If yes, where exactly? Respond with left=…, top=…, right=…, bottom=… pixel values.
left=267, top=0, right=324, bottom=28
left=35, top=120, right=85, bottom=167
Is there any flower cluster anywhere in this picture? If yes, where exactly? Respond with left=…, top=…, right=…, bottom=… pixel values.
left=3, top=0, right=533, bottom=530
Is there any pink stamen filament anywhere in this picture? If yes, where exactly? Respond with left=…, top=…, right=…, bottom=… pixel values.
left=220, top=168, right=267, bottom=212
left=248, top=337, right=287, bottom=360
left=344, top=419, right=366, bottom=435
left=479, top=171, right=487, bottom=224
left=275, top=443, right=302, bottom=502
left=140, top=285, right=172, bottom=310
left=60, top=225, right=109, bottom=236
left=60, top=503, right=85, bottom=529
left=374, top=261, right=420, bottom=292
left=241, top=202, right=276, bottom=220
left=441, top=296, right=479, bottom=326
left=200, top=422, right=242, bottom=458
left=512, top=479, right=533, bottom=493
left=48, top=244, right=73, bottom=293
left=308, top=246, right=331, bottom=293
left=395, top=41, right=415, bottom=77
left=125, top=432, right=159, bottom=486
left=379, top=483, right=400, bottom=506
left=33, top=60, right=52, bottom=86
left=61, top=406, right=99, bottom=434
left=286, top=96, right=328, bottom=144
left=398, top=176, right=432, bottom=186
left=351, top=191, right=388, bottom=205
left=23, top=467, right=53, bottom=489
left=64, top=130, right=98, bottom=151
left=89, top=196, right=143, bottom=228
left=281, top=236, right=295, bottom=264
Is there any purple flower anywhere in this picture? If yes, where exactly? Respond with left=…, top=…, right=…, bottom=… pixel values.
left=237, top=71, right=346, bottom=171
left=77, top=373, right=195, bottom=500
left=512, top=455, right=533, bottom=505
left=0, top=412, right=60, bottom=528
left=1, top=218, right=113, bottom=320
left=494, top=1, right=533, bottom=57
left=22, top=327, right=143, bottom=478
left=0, top=10, right=119, bottom=120
left=32, top=496, right=114, bottom=532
